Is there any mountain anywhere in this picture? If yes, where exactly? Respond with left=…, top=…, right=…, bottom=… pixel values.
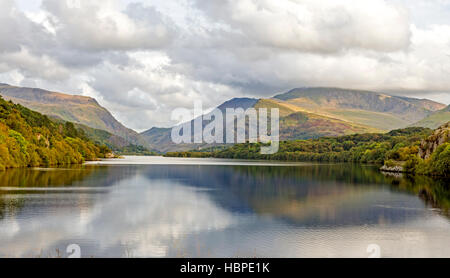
left=0, top=95, right=110, bottom=170
left=142, top=87, right=445, bottom=153
left=140, top=98, right=261, bottom=152
left=273, top=87, right=445, bottom=130
left=3, top=83, right=443, bottom=154
left=413, top=105, right=450, bottom=129
left=254, top=98, right=379, bottom=138
left=141, top=97, right=380, bottom=153
left=140, top=127, right=173, bottom=152
left=0, top=83, right=144, bottom=146
left=48, top=116, right=129, bottom=150
left=216, top=97, right=259, bottom=111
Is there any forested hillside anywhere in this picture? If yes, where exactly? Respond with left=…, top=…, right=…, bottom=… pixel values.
left=0, top=96, right=111, bottom=170
left=49, top=117, right=156, bottom=154
left=0, top=83, right=144, bottom=146
left=166, top=124, right=450, bottom=177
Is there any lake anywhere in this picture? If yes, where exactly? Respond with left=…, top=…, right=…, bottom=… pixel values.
left=0, top=156, right=449, bottom=258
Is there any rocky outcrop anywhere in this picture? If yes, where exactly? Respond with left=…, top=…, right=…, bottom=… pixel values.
left=419, top=122, right=450, bottom=160
left=380, top=165, right=405, bottom=173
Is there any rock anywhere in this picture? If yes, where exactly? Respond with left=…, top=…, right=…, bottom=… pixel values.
left=380, top=165, right=405, bottom=173
left=418, top=122, right=449, bottom=160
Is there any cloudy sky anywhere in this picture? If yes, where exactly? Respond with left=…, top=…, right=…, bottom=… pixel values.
left=1, top=0, right=450, bottom=131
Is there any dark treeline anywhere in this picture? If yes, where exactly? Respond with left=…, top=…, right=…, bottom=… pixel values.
left=0, top=96, right=111, bottom=170
left=117, top=144, right=158, bottom=156
left=166, top=126, right=450, bottom=177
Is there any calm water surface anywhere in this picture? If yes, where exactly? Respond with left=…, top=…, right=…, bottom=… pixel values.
left=0, top=156, right=449, bottom=258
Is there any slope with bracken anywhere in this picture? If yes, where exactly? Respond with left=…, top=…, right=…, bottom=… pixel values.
left=254, top=98, right=379, bottom=140
left=273, top=87, right=446, bottom=130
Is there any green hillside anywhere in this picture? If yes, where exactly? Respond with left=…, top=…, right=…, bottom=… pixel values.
left=273, top=87, right=445, bottom=130
left=254, top=99, right=380, bottom=139
left=46, top=116, right=156, bottom=154
left=0, top=96, right=111, bottom=170
left=413, top=105, right=450, bottom=129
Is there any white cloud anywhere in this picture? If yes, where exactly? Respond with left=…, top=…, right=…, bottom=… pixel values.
left=0, top=0, right=449, bottom=131
left=194, top=0, right=411, bottom=53
left=42, top=0, right=175, bottom=52
left=0, top=48, right=70, bottom=80
left=85, top=51, right=240, bottom=130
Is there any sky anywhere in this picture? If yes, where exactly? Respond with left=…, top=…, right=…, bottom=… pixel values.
left=1, top=0, right=450, bottom=131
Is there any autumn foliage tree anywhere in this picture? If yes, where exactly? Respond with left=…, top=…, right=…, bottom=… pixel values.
left=0, top=96, right=111, bottom=170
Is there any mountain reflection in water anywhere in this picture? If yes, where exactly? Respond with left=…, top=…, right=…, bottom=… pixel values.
left=0, top=157, right=449, bottom=258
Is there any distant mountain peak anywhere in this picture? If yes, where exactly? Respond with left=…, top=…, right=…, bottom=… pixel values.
left=0, top=83, right=99, bottom=106
left=272, top=87, right=445, bottom=124
left=141, top=127, right=171, bottom=135
left=217, top=97, right=259, bottom=111
left=283, top=87, right=380, bottom=95
left=277, top=87, right=446, bottom=102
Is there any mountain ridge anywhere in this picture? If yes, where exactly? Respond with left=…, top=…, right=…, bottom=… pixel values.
left=0, top=83, right=145, bottom=146
left=272, top=87, right=445, bottom=130
left=140, top=96, right=382, bottom=152
left=141, top=88, right=445, bottom=152
left=2, top=83, right=446, bottom=153
left=274, top=87, right=444, bottom=113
